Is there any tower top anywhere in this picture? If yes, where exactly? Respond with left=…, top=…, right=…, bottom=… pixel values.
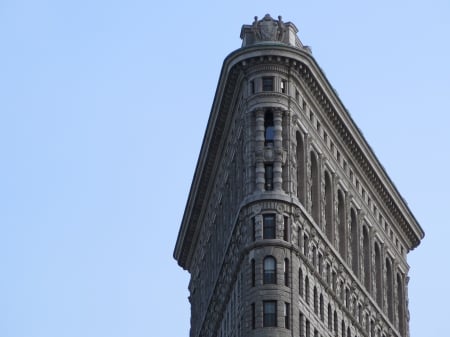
left=240, top=14, right=306, bottom=50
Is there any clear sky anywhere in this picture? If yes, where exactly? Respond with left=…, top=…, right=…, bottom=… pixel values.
left=1, top=1, right=448, bottom=336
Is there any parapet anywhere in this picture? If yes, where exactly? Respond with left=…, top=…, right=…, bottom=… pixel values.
left=240, top=14, right=304, bottom=49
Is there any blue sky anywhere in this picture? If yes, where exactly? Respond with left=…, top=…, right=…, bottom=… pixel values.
left=0, top=1, right=448, bottom=336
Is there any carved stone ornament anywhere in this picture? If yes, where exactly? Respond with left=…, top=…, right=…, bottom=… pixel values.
left=252, top=14, right=286, bottom=42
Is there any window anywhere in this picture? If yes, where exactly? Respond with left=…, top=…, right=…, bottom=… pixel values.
left=281, top=79, right=287, bottom=93
left=337, top=190, right=346, bottom=259
left=284, top=302, right=290, bottom=329
left=250, top=80, right=255, bottom=94
left=299, top=268, right=304, bottom=296
left=303, top=234, right=309, bottom=257
left=363, top=226, right=371, bottom=291
left=299, top=311, right=305, bottom=337
left=306, top=319, right=310, bottom=337
left=328, top=304, right=332, bottom=330
left=320, top=294, right=324, bottom=321
left=262, top=77, right=274, bottom=91
left=263, top=214, right=275, bottom=239
left=386, top=258, right=394, bottom=322
left=263, top=300, right=277, bottom=327
left=296, top=132, right=305, bottom=205
left=374, top=242, right=382, bottom=307
left=263, top=256, right=276, bottom=284
left=284, top=258, right=289, bottom=286
left=265, top=164, right=273, bottom=191
left=350, top=208, right=359, bottom=276
left=252, top=217, right=256, bottom=241
left=310, top=152, right=320, bottom=223
left=251, top=303, right=256, bottom=329
left=264, top=111, right=274, bottom=145
left=325, top=170, right=333, bottom=241
left=251, top=259, right=255, bottom=287
left=295, top=89, right=300, bottom=102
left=313, top=287, right=318, bottom=314
left=283, top=216, right=289, bottom=241
left=305, top=276, right=310, bottom=304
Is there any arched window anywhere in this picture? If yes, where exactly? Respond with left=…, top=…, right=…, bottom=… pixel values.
left=325, top=170, right=333, bottom=241
left=350, top=208, right=359, bottom=276
left=374, top=242, right=382, bottom=307
left=264, top=111, right=274, bottom=145
left=284, top=258, right=289, bottom=286
left=310, top=151, right=320, bottom=223
left=341, top=320, right=346, bottom=337
left=251, top=259, right=255, bottom=287
left=363, top=226, right=371, bottom=291
left=305, top=276, right=310, bottom=304
left=386, top=258, right=394, bottom=322
left=296, top=132, right=305, bottom=205
left=347, top=326, right=351, bottom=337
left=263, top=256, right=276, bottom=284
left=337, top=190, right=346, bottom=259
left=397, top=273, right=405, bottom=335
left=313, top=286, right=318, bottom=314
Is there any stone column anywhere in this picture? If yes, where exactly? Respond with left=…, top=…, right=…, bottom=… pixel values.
left=255, top=109, right=265, bottom=191
left=273, top=108, right=283, bottom=191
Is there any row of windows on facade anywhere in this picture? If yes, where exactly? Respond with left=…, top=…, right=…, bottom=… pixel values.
left=251, top=301, right=290, bottom=329
left=250, top=214, right=405, bottom=334
left=296, top=129, right=404, bottom=325
left=250, top=299, right=391, bottom=337
left=249, top=77, right=288, bottom=95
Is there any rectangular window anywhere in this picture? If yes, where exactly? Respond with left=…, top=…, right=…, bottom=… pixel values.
left=295, top=89, right=300, bottom=102
left=281, top=79, right=287, bottom=93
left=263, top=214, right=275, bottom=239
left=299, top=311, right=304, bottom=337
left=284, top=302, right=290, bottom=329
left=265, top=164, right=273, bottom=191
left=252, top=217, right=256, bottom=241
left=263, top=300, right=277, bottom=327
left=250, top=80, right=255, bottom=94
left=262, top=77, right=274, bottom=91
left=251, top=303, right=255, bottom=329
left=306, top=319, right=310, bottom=337
left=283, top=216, right=288, bottom=241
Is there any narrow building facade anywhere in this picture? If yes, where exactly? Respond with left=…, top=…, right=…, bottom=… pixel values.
left=174, top=15, right=424, bottom=337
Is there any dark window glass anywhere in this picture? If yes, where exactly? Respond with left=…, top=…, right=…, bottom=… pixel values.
left=263, top=214, right=275, bottom=239
left=265, top=164, right=273, bottom=191
left=263, top=256, right=276, bottom=284
left=262, top=77, right=274, bottom=91
left=263, top=301, right=277, bottom=327
left=281, top=79, right=287, bottom=93
left=264, top=111, right=274, bottom=145
left=252, top=217, right=256, bottom=241
left=283, top=216, right=288, bottom=241
left=250, top=80, right=255, bottom=94
left=251, top=259, right=255, bottom=287
left=251, top=303, right=256, bottom=329
left=284, top=258, right=289, bottom=286
left=284, top=302, right=290, bottom=329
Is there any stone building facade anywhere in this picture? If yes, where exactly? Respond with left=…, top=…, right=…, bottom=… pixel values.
left=174, top=15, right=424, bottom=337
